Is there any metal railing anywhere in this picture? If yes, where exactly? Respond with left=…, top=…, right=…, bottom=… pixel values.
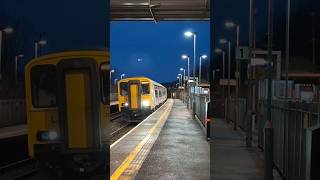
left=0, top=99, right=26, bottom=127
left=257, top=100, right=320, bottom=180
left=194, top=93, right=210, bottom=127
left=110, top=93, right=118, bottom=102
left=227, top=98, right=247, bottom=130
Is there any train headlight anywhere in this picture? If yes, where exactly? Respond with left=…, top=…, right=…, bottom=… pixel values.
left=142, top=100, right=150, bottom=107
left=37, top=131, right=59, bottom=141
left=124, top=102, right=129, bottom=107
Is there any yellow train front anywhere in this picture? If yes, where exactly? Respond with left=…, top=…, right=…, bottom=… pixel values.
left=25, top=51, right=109, bottom=178
left=118, top=77, right=167, bottom=121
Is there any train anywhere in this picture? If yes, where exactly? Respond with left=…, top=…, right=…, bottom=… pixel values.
left=24, top=50, right=109, bottom=178
left=117, top=77, right=167, bottom=120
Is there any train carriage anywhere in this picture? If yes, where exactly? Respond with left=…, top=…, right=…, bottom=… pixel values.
left=118, top=77, right=167, bottom=121
left=24, top=50, right=109, bottom=178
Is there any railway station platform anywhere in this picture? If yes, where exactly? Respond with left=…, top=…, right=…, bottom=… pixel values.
left=110, top=99, right=210, bottom=179
left=0, top=124, right=27, bottom=140
left=211, top=118, right=282, bottom=180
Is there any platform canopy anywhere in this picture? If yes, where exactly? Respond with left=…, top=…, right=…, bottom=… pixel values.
left=110, top=0, right=210, bottom=21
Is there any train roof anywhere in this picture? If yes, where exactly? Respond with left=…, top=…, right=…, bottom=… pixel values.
left=25, top=50, right=109, bottom=68
left=119, top=77, right=165, bottom=88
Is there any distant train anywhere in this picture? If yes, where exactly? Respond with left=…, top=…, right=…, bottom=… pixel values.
left=118, top=77, right=167, bottom=120
left=25, top=51, right=109, bottom=178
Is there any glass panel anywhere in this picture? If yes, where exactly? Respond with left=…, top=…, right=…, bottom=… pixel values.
left=100, top=63, right=109, bottom=104
left=141, top=82, right=150, bottom=94
left=120, top=82, right=128, bottom=96
left=31, top=65, right=57, bottom=108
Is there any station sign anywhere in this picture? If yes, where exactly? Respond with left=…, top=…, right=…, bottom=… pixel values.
left=236, top=46, right=249, bottom=60
left=219, top=79, right=236, bottom=86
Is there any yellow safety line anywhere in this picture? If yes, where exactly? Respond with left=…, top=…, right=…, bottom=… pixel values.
left=110, top=102, right=172, bottom=180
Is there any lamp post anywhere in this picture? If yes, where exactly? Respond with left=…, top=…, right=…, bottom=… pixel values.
left=177, top=76, right=181, bottom=87
left=180, top=68, right=186, bottom=87
left=120, top=73, right=125, bottom=80
left=182, top=54, right=191, bottom=108
left=215, top=48, right=225, bottom=79
left=34, top=39, right=47, bottom=58
left=114, top=78, right=118, bottom=85
left=184, top=31, right=197, bottom=110
left=181, top=54, right=190, bottom=83
left=199, top=54, right=207, bottom=85
left=110, top=69, right=115, bottom=92
left=14, top=54, right=24, bottom=82
left=219, top=38, right=231, bottom=123
left=178, top=73, right=183, bottom=87
left=225, top=21, right=240, bottom=130
left=0, top=27, right=14, bottom=80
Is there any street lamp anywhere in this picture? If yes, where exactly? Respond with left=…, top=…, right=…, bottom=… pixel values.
left=15, top=54, right=24, bottom=82
left=120, top=73, right=125, bottom=80
left=34, top=39, right=47, bottom=58
left=215, top=48, right=226, bottom=79
left=110, top=69, right=115, bottom=92
left=0, top=27, right=14, bottom=80
left=180, top=68, right=186, bottom=87
left=225, top=21, right=240, bottom=131
left=199, top=54, right=208, bottom=85
left=219, top=38, right=232, bottom=123
left=177, top=76, right=181, bottom=87
left=181, top=54, right=190, bottom=83
left=178, top=73, right=183, bottom=87
left=184, top=31, right=197, bottom=85
left=114, top=78, right=118, bottom=85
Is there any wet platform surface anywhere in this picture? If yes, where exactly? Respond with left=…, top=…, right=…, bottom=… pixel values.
left=110, top=99, right=209, bottom=179
left=211, top=118, right=264, bottom=180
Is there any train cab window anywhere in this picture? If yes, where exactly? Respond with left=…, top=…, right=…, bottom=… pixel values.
left=159, top=90, right=162, bottom=97
left=100, top=63, right=109, bottom=104
left=120, top=82, right=128, bottom=96
left=31, top=65, right=57, bottom=108
left=141, top=82, right=150, bottom=94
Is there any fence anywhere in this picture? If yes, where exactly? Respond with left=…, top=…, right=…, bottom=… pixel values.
left=110, top=93, right=118, bottom=102
left=194, top=94, right=210, bottom=127
left=227, top=98, right=247, bottom=130
left=257, top=100, right=320, bottom=180
left=0, top=99, right=26, bottom=127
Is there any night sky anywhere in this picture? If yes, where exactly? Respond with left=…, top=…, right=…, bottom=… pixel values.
left=111, top=21, right=210, bottom=83
left=0, top=0, right=108, bottom=72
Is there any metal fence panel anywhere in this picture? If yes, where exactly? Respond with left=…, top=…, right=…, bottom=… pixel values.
left=257, top=100, right=320, bottom=180
left=0, top=99, right=26, bottom=127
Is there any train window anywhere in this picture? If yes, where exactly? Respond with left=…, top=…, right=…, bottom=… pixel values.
left=141, top=82, right=150, bottom=94
left=100, top=63, right=109, bottom=104
left=155, top=89, right=158, bottom=97
left=159, top=90, right=162, bottom=97
left=120, top=82, right=128, bottom=96
left=31, top=65, right=57, bottom=108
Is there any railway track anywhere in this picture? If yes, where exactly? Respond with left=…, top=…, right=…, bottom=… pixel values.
left=0, top=158, right=38, bottom=179
left=111, top=112, right=122, bottom=121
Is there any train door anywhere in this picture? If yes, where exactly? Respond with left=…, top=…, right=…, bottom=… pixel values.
left=128, top=80, right=141, bottom=110
left=57, top=59, right=101, bottom=150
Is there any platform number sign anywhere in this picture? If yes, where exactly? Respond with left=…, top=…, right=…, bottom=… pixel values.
left=236, top=46, right=249, bottom=60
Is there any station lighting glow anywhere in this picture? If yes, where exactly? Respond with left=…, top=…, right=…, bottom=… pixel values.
left=181, top=54, right=188, bottom=59
left=201, top=55, right=208, bottom=59
left=219, top=39, right=228, bottom=44
left=124, top=102, right=129, bottom=107
left=180, top=68, right=184, bottom=71
left=215, top=48, right=222, bottom=53
left=184, top=31, right=194, bottom=37
left=3, top=27, right=14, bottom=33
left=111, top=69, right=115, bottom=73
left=225, top=21, right=236, bottom=28
left=38, top=40, right=47, bottom=46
